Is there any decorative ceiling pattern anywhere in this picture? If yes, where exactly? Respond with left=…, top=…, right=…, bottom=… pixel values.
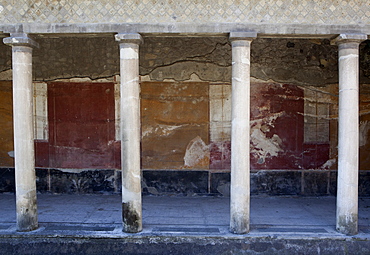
left=0, top=0, right=369, bottom=25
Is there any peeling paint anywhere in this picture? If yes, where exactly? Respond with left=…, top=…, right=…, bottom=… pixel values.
left=184, top=136, right=210, bottom=169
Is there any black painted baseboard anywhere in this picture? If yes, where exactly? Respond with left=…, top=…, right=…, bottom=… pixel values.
left=1, top=168, right=370, bottom=196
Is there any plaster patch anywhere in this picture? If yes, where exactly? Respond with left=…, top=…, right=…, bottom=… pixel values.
left=251, top=126, right=283, bottom=163
left=320, top=158, right=336, bottom=169
left=184, top=136, right=210, bottom=169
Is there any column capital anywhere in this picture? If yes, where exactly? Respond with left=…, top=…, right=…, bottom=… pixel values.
left=229, top=31, right=257, bottom=42
left=115, top=33, right=143, bottom=45
left=3, top=33, right=39, bottom=48
left=332, top=33, right=367, bottom=45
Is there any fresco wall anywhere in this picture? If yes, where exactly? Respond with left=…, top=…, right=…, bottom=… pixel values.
left=0, top=37, right=370, bottom=195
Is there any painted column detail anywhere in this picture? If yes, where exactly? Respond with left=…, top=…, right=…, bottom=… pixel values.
left=3, top=34, right=39, bottom=232
left=334, top=33, right=367, bottom=236
left=115, top=33, right=143, bottom=233
left=229, top=31, right=257, bottom=234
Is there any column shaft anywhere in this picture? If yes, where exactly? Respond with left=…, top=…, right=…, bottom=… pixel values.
left=3, top=35, right=39, bottom=232
left=229, top=32, right=256, bottom=234
left=335, top=34, right=366, bottom=235
left=115, top=33, right=143, bottom=233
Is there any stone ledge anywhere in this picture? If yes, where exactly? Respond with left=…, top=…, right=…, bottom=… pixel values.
left=1, top=234, right=370, bottom=255
left=1, top=23, right=370, bottom=38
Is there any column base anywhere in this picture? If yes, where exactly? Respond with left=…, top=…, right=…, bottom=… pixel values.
left=122, top=202, right=142, bottom=233
left=336, top=214, right=358, bottom=236
left=17, top=216, right=38, bottom=232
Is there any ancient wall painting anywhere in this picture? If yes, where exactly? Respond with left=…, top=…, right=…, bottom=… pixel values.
left=2, top=79, right=370, bottom=171
left=140, top=81, right=209, bottom=170
left=47, top=82, right=116, bottom=169
left=141, top=81, right=332, bottom=171
left=209, top=82, right=332, bottom=170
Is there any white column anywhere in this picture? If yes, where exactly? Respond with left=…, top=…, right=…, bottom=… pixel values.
left=115, top=33, right=143, bottom=233
left=334, top=33, right=367, bottom=236
left=229, top=31, right=256, bottom=234
left=3, top=33, right=39, bottom=232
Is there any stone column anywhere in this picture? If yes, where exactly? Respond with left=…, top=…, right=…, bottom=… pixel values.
left=3, top=33, right=39, bottom=232
left=334, top=33, right=367, bottom=236
left=229, top=31, right=256, bottom=234
left=115, top=33, right=143, bottom=233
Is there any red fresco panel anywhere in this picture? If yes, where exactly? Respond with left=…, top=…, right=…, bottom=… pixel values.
left=210, top=82, right=328, bottom=170
left=35, top=140, right=49, bottom=167
left=209, top=141, right=231, bottom=170
left=302, top=143, right=330, bottom=169
left=250, top=83, right=305, bottom=169
left=48, top=82, right=115, bottom=169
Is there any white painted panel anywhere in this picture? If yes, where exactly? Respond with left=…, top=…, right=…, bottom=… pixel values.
left=33, top=82, right=48, bottom=140
left=210, top=84, right=231, bottom=142
left=115, top=82, right=120, bottom=140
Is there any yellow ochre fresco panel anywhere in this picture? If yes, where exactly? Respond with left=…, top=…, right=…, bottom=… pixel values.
left=141, top=82, right=209, bottom=170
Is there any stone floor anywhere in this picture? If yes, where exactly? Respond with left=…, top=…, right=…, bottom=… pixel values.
left=1, top=194, right=370, bottom=234
left=1, top=194, right=370, bottom=254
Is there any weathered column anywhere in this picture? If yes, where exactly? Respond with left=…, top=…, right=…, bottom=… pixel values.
left=229, top=31, right=256, bottom=234
left=3, top=33, right=39, bottom=232
left=115, top=33, right=143, bottom=233
left=334, top=33, right=367, bottom=236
